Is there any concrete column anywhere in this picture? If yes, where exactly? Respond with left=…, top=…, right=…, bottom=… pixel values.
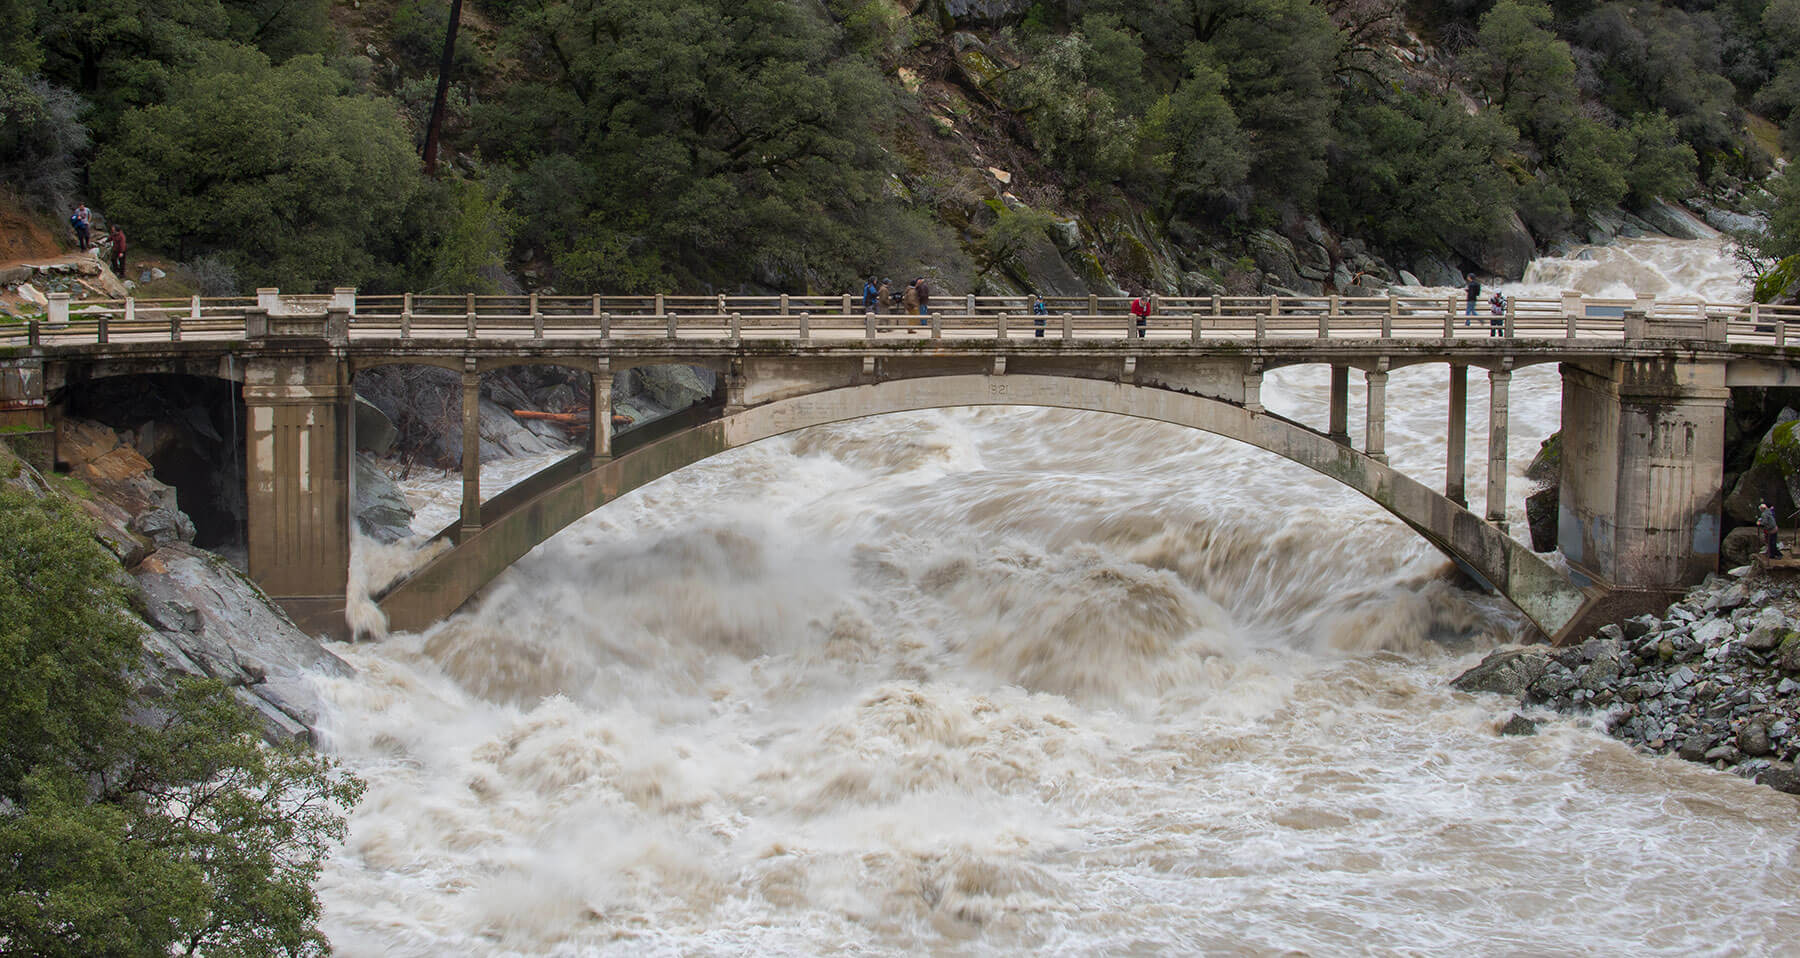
left=1328, top=365, right=1350, bottom=444
left=1447, top=364, right=1468, bottom=507
left=589, top=359, right=613, bottom=465
left=1244, top=367, right=1264, bottom=414
left=0, top=360, right=50, bottom=472
left=242, top=356, right=353, bottom=638
left=725, top=358, right=747, bottom=414
left=1486, top=367, right=1511, bottom=527
left=1557, top=358, right=1728, bottom=591
left=1365, top=368, right=1388, bottom=463
left=460, top=361, right=481, bottom=538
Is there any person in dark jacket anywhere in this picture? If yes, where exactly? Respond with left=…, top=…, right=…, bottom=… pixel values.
left=108, top=225, right=127, bottom=277
left=1464, top=273, right=1480, bottom=320
left=915, top=276, right=931, bottom=321
left=1760, top=502, right=1783, bottom=559
left=1030, top=293, right=1048, bottom=338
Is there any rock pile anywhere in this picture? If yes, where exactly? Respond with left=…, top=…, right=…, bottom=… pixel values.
left=1455, top=568, right=1800, bottom=793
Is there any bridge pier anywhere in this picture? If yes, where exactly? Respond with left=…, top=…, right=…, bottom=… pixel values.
left=243, top=355, right=353, bottom=638
left=460, top=361, right=481, bottom=538
left=589, top=358, right=613, bottom=465
left=1328, top=365, right=1350, bottom=445
left=1486, top=365, right=1511, bottom=529
left=1557, top=357, right=1727, bottom=591
left=1365, top=365, right=1388, bottom=463
left=1447, top=364, right=1468, bottom=506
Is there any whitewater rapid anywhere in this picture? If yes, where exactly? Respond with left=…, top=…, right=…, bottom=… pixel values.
left=315, top=235, right=1800, bottom=956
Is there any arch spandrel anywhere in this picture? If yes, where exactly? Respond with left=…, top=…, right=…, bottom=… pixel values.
left=377, top=375, right=1594, bottom=641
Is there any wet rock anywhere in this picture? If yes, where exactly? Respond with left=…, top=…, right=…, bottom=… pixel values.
left=1623, top=615, right=1657, bottom=641
left=1677, top=735, right=1714, bottom=761
left=1499, top=714, right=1538, bottom=736
left=1738, top=720, right=1775, bottom=758
left=1755, top=762, right=1800, bottom=794
left=1778, top=640, right=1800, bottom=673
left=129, top=506, right=196, bottom=547
left=1742, top=609, right=1787, bottom=652
left=354, top=453, right=415, bottom=543
left=355, top=396, right=398, bottom=456
left=1453, top=647, right=1551, bottom=696
left=1525, top=486, right=1559, bottom=552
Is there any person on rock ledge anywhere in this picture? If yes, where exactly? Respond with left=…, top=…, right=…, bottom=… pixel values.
left=1759, top=501, right=1783, bottom=559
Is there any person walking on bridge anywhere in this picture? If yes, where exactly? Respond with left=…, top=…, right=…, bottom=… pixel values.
left=1760, top=502, right=1783, bottom=559
left=876, top=278, right=892, bottom=315
left=915, top=276, right=931, bottom=322
left=1464, top=273, right=1480, bottom=321
left=863, top=277, right=879, bottom=314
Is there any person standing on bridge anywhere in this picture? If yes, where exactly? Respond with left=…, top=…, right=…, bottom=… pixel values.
left=1130, top=293, right=1152, bottom=338
left=863, top=277, right=880, bottom=314
left=1760, top=502, right=1783, bottom=559
left=1464, top=273, right=1480, bottom=321
left=1488, top=291, right=1506, bottom=338
left=876, top=278, right=892, bottom=315
left=901, top=279, right=919, bottom=318
left=915, top=276, right=932, bottom=323
left=1030, top=293, right=1048, bottom=337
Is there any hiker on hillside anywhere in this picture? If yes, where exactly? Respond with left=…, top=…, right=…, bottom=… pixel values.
left=1760, top=502, right=1783, bottom=559
left=70, top=204, right=90, bottom=250
left=108, top=225, right=127, bottom=277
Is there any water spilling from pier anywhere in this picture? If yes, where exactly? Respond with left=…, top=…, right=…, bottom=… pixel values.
left=314, top=235, right=1800, bottom=955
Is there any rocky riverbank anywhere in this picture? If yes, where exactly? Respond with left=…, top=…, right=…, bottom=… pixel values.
left=1456, top=566, right=1800, bottom=794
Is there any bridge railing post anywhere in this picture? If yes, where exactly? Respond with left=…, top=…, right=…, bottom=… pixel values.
left=1505, top=297, right=1516, bottom=338
left=730, top=312, right=741, bottom=344
left=26, top=319, right=39, bottom=345
left=865, top=310, right=876, bottom=339
left=930, top=312, right=942, bottom=340
left=1318, top=297, right=1330, bottom=338
left=170, top=311, right=181, bottom=342
left=531, top=292, right=544, bottom=342
left=401, top=292, right=413, bottom=339
left=779, top=293, right=789, bottom=317
left=996, top=312, right=1008, bottom=341
left=1255, top=309, right=1266, bottom=341
left=656, top=293, right=666, bottom=317
left=842, top=293, right=852, bottom=315
left=667, top=309, right=679, bottom=340
left=465, top=292, right=477, bottom=338
left=97, top=312, right=109, bottom=344
left=601, top=311, right=613, bottom=340
left=798, top=311, right=811, bottom=343
left=1061, top=312, right=1072, bottom=341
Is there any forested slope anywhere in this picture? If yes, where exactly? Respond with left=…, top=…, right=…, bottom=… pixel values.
left=2, top=0, right=1798, bottom=298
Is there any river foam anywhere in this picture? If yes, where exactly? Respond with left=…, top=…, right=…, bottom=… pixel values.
left=315, top=235, right=1800, bottom=955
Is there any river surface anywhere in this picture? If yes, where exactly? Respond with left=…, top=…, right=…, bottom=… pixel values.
left=315, top=235, right=1800, bottom=956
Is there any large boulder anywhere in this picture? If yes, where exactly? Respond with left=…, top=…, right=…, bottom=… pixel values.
left=1247, top=229, right=1304, bottom=291
left=1452, top=213, right=1535, bottom=280
left=1723, top=411, right=1800, bottom=525
left=1526, top=485, right=1559, bottom=553
left=355, top=395, right=398, bottom=456
left=1452, top=647, right=1551, bottom=697
left=1634, top=199, right=1712, bottom=241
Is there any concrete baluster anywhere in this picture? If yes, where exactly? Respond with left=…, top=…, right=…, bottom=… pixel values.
left=1505, top=296, right=1516, bottom=338
left=798, top=312, right=811, bottom=343
left=865, top=310, right=877, bottom=339
left=1486, top=367, right=1511, bottom=527
left=656, top=293, right=666, bottom=318
left=730, top=312, right=742, bottom=344
left=1447, top=364, right=1467, bottom=507
left=465, top=292, right=477, bottom=338
left=842, top=293, right=852, bottom=315
left=930, top=312, right=942, bottom=340
left=401, top=292, right=413, bottom=339
left=1562, top=290, right=1583, bottom=338
left=1244, top=365, right=1264, bottom=413
left=1255, top=310, right=1267, bottom=341
left=1387, top=293, right=1398, bottom=338
left=531, top=292, right=544, bottom=342
left=600, top=311, right=612, bottom=340
left=779, top=293, right=789, bottom=316
left=1328, top=365, right=1349, bottom=445
left=170, top=306, right=181, bottom=342
left=667, top=308, right=679, bottom=340
left=1061, top=312, right=1072, bottom=341
left=966, top=293, right=976, bottom=316
left=124, top=297, right=134, bottom=327
left=1320, top=296, right=1333, bottom=338
left=996, top=312, right=1008, bottom=341
left=257, top=287, right=280, bottom=311
left=97, top=311, right=109, bottom=344
left=1191, top=307, right=1203, bottom=341
left=1365, top=365, right=1388, bottom=463
left=460, top=361, right=482, bottom=538
left=1088, top=293, right=1099, bottom=318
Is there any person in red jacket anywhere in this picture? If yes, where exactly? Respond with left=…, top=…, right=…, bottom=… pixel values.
left=1130, top=294, right=1152, bottom=338
left=108, top=225, right=127, bottom=277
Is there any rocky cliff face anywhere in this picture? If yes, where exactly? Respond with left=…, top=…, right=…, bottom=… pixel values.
left=4, top=429, right=347, bottom=742
left=1456, top=567, right=1800, bottom=794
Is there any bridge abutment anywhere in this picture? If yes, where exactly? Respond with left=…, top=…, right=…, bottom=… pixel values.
left=242, top=355, right=353, bottom=639
left=1558, top=357, right=1727, bottom=591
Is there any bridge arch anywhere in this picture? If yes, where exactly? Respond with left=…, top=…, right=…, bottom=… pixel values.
left=376, top=374, right=1593, bottom=640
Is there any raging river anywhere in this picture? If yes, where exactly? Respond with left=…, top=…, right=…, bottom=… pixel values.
left=315, top=236, right=1800, bottom=955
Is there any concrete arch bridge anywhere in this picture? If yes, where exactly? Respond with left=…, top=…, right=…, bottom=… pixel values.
left=5, top=288, right=1800, bottom=642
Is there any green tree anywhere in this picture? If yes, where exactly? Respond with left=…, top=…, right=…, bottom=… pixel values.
left=1009, top=32, right=1140, bottom=183
left=1323, top=89, right=1518, bottom=252
left=1141, top=55, right=1249, bottom=217
left=0, top=487, right=361, bottom=956
left=489, top=0, right=908, bottom=291
left=92, top=43, right=424, bottom=290
left=1622, top=111, right=1697, bottom=203
left=1468, top=0, right=1578, bottom=140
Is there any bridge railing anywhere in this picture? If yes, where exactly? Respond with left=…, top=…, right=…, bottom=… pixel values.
left=8, top=290, right=1800, bottom=348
